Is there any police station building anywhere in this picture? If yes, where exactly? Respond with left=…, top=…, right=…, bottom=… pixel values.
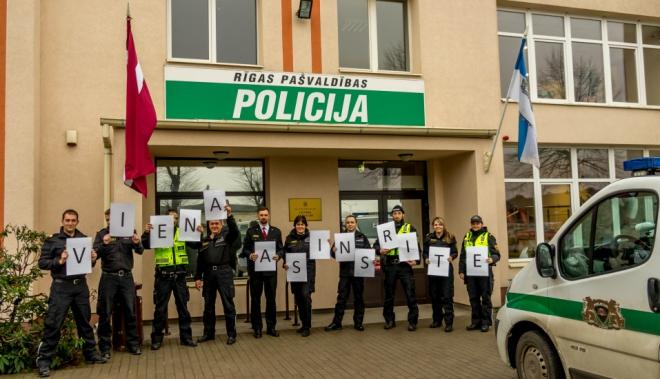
left=3, top=0, right=659, bottom=320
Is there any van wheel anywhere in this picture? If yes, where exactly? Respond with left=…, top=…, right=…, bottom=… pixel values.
left=515, top=331, right=564, bottom=379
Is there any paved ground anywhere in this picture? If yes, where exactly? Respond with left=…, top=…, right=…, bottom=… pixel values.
left=14, top=304, right=515, bottom=378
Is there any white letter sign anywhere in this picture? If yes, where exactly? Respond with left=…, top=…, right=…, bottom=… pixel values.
left=466, top=246, right=489, bottom=277
left=178, top=209, right=201, bottom=242
left=354, top=249, right=375, bottom=278
left=254, top=241, right=276, bottom=272
left=66, top=237, right=92, bottom=276
left=397, top=232, right=420, bottom=262
left=310, top=230, right=330, bottom=260
left=109, top=202, right=135, bottom=237
left=427, top=246, right=450, bottom=277
left=150, top=215, right=174, bottom=249
left=203, top=189, right=227, bottom=220
left=376, top=221, right=398, bottom=249
left=333, top=232, right=355, bottom=262
left=286, top=253, right=307, bottom=282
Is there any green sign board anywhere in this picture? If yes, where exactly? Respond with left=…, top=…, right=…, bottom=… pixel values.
left=165, top=66, right=425, bottom=127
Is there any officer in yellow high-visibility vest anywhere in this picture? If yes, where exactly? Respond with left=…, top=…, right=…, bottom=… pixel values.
left=374, top=205, right=420, bottom=331
left=458, top=215, right=500, bottom=332
left=142, top=208, right=201, bottom=350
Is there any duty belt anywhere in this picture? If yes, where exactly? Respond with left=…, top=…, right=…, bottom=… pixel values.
left=103, top=269, right=131, bottom=277
left=383, top=256, right=400, bottom=265
left=156, top=270, right=185, bottom=279
left=210, top=264, right=231, bottom=271
left=54, top=278, right=85, bottom=285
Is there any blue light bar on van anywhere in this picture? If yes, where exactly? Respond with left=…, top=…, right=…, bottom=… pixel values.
left=623, top=157, right=660, bottom=176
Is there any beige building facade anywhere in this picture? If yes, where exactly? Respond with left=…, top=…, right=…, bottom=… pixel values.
left=3, top=0, right=659, bottom=321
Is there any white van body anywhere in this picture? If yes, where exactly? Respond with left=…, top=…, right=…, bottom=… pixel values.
left=496, top=176, right=660, bottom=379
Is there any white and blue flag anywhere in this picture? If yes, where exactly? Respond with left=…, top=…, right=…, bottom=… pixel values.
left=508, top=38, right=539, bottom=168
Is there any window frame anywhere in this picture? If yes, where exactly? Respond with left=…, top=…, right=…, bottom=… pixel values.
left=557, top=189, right=658, bottom=281
left=167, top=0, right=262, bottom=68
left=337, top=0, right=413, bottom=73
left=505, top=146, right=656, bottom=264
left=497, top=8, right=660, bottom=109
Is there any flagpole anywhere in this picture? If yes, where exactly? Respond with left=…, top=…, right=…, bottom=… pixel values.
left=484, top=28, right=528, bottom=174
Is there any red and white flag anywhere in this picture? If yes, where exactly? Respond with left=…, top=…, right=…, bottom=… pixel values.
left=124, top=16, right=156, bottom=197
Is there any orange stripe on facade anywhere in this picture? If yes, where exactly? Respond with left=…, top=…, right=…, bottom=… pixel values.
left=281, top=0, right=293, bottom=71
left=311, top=0, right=322, bottom=73
left=0, top=0, right=6, bottom=230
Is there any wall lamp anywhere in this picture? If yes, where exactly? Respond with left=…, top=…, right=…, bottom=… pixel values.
left=296, top=0, right=313, bottom=19
left=213, top=150, right=229, bottom=160
left=202, top=160, right=217, bottom=169
left=398, top=153, right=414, bottom=162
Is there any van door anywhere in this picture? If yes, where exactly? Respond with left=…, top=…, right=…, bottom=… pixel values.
left=547, top=190, right=660, bottom=378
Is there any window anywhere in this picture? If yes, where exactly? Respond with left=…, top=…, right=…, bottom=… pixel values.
left=503, top=146, right=657, bottom=260
left=337, top=0, right=410, bottom=71
left=643, top=25, right=660, bottom=105
left=169, top=0, right=258, bottom=65
left=156, top=159, right=265, bottom=280
left=497, top=9, right=660, bottom=106
left=559, top=191, right=657, bottom=280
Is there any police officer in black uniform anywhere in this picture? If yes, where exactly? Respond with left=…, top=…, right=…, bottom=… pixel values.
left=240, top=206, right=283, bottom=338
left=325, top=214, right=371, bottom=332
left=423, top=217, right=458, bottom=332
left=36, top=209, right=106, bottom=377
left=194, top=205, right=240, bottom=345
left=374, top=205, right=420, bottom=331
left=94, top=208, right=144, bottom=358
left=283, top=215, right=316, bottom=337
left=459, top=215, right=500, bottom=332
left=142, top=209, right=198, bottom=350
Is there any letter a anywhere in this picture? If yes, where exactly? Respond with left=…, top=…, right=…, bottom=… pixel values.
left=260, top=250, right=271, bottom=262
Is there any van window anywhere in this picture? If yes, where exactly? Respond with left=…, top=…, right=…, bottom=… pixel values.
left=559, top=191, right=657, bottom=279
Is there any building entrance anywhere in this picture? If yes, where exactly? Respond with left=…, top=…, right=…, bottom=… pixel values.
left=338, top=160, right=430, bottom=307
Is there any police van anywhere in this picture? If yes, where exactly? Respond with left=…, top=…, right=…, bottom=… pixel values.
left=496, top=158, right=660, bottom=379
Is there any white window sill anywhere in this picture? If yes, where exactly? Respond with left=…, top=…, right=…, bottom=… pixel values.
left=338, top=67, right=423, bottom=78
left=500, top=97, right=660, bottom=111
left=167, top=59, right=264, bottom=70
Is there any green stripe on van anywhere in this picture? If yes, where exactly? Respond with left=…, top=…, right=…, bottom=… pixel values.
left=506, top=292, right=660, bottom=336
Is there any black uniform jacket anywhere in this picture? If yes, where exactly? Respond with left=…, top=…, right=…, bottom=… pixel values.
left=458, top=227, right=500, bottom=276
left=284, top=229, right=316, bottom=291
left=94, top=227, right=144, bottom=272
left=423, top=232, right=458, bottom=260
left=240, top=223, right=284, bottom=276
left=194, top=215, right=240, bottom=280
left=39, top=228, right=93, bottom=280
left=331, top=230, right=371, bottom=277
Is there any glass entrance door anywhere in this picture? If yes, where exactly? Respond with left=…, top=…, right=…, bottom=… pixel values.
left=338, top=160, right=430, bottom=307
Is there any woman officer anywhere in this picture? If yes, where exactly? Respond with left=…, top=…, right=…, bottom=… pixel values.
left=423, top=217, right=458, bottom=332
left=283, top=215, right=315, bottom=337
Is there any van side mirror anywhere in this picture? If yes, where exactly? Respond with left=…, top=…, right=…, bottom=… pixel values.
left=535, top=243, right=556, bottom=279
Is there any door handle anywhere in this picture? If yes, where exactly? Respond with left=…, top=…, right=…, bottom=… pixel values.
left=648, top=278, right=660, bottom=313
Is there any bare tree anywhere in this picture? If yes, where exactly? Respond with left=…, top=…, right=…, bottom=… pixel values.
left=157, top=166, right=200, bottom=211
left=236, top=167, right=264, bottom=207
left=382, top=42, right=408, bottom=71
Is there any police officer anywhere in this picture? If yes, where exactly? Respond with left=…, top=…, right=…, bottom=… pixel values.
left=142, top=208, right=198, bottom=350
left=325, top=214, right=371, bottom=332
left=94, top=208, right=143, bottom=358
left=283, top=215, right=315, bottom=337
left=240, top=206, right=283, bottom=338
left=194, top=205, right=240, bottom=345
left=36, top=209, right=106, bottom=377
left=423, top=217, right=458, bottom=332
left=374, top=205, right=420, bottom=331
left=459, top=215, right=500, bottom=332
